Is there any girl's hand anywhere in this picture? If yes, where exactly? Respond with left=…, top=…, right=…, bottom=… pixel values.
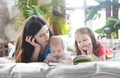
left=79, top=43, right=93, bottom=55
left=86, top=43, right=93, bottom=55
left=79, top=48, right=86, bottom=55
left=25, top=36, right=40, bottom=48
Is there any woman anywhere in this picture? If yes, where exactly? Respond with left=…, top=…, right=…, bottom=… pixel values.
left=14, top=15, right=53, bottom=63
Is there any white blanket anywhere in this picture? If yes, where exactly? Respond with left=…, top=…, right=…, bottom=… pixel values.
left=0, top=58, right=120, bottom=78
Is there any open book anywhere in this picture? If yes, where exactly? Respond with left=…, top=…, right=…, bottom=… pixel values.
left=73, top=55, right=93, bottom=65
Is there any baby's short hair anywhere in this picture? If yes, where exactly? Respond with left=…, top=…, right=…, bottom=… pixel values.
left=50, top=36, right=64, bottom=47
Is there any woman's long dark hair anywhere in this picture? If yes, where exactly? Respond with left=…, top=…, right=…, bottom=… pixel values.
left=14, top=15, right=52, bottom=63
left=75, top=27, right=100, bottom=56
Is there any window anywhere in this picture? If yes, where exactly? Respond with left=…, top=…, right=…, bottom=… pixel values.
left=66, top=0, right=106, bottom=38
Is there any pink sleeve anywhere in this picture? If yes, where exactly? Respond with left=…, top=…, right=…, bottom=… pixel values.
left=98, top=47, right=106, bottom=56
left=98, top=45, right=106, bottom=57
left=98, top=45, right=114, bottom=57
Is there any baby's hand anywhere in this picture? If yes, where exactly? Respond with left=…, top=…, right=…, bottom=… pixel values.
left=59, top=60, right=66, bottom=63
left=44, top=59, right=51, bottom=64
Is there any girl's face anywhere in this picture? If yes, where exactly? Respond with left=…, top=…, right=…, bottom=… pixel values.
left=75, top=33, right=92, bottom=50
left=34, top=25, right=49, bottom=47
left=50, top=43, right=64, bottom=59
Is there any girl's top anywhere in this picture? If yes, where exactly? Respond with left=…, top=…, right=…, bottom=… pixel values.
left=98, top=44, right=114, bottom=58
left=37, top=45, right=50, bottom=62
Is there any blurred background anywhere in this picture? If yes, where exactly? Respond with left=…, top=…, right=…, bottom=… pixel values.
left=0, top=0, right=120, bottom=42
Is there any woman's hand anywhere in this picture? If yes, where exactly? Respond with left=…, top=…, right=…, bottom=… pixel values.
left=25, top=36, right=40, bottom=48
left=26, top=36, right=41, bottom=61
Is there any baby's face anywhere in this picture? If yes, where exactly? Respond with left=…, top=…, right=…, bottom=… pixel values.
left=50, top=43, right=64, bottom=59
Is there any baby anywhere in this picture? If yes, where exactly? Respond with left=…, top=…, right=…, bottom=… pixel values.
left=44, top=36, right=72, bottom=64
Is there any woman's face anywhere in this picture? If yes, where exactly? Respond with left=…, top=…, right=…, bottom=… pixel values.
left=75, top=33, right=92, bottom=50
left=34, top=25, right=49, bottom=47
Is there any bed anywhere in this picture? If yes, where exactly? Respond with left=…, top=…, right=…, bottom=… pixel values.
left=0, top=57, right=120, bottom=78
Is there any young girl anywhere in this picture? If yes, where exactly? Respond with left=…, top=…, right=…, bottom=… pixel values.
left=75, top=27, right=114, bottom=61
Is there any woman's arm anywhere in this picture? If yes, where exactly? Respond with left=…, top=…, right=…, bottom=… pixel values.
left=31, top=47, right=40, bottom=61
left=25, top=36, right=41, bottom=61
